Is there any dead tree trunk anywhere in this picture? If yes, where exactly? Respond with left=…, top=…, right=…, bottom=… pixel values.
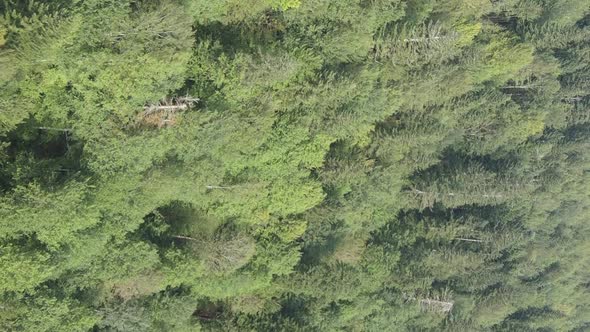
left=36, top=127, right=73, bottom=132
left=453, top=237, right=484, bottom=243
left=205, top=185, right=234, bottom=190
left=420, top=298, right=454, bottom=313
left=173, top=235, right=199, bottom=242
left=501, top=84, right=540, bottom=91
left=404, top=36, right=444, bottom=42
left=143, top=104, right=188, bottom=114
left=176, top=97, right=200, bottom=104
left=562, top=96, right=583, bottom=103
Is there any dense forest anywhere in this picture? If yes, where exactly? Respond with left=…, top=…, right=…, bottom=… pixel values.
left=0, top=0, right=589, bottom=331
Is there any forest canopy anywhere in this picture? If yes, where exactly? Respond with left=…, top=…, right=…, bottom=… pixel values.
left=0, top=0, right=589, bottom=331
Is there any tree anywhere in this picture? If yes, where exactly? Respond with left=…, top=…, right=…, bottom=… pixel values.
left=1, top=1, right=590, bottom=331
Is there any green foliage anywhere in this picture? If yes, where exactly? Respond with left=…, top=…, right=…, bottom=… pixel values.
left=1, top=293, right=99, bottom=332
left=1, top=0, right=589, bottom=331
left=0, top=242, right=55, bottom=293
left=0, top=182, right=99, bottom=248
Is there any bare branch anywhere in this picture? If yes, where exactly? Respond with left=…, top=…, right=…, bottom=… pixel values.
left=453, top=237, right=485, bottom=243
left=36, top=127, right=73, bottom=132
left=172, top=235, right=200, bottom=241
left=420, top=298, right=454, bottom=313
left=206, top=185, right=234, bottom=190
left=143, top=104, right=188, bottom=115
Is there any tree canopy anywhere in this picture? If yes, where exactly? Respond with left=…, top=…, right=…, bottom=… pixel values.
left=1, top=0, right=589, bottom=331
